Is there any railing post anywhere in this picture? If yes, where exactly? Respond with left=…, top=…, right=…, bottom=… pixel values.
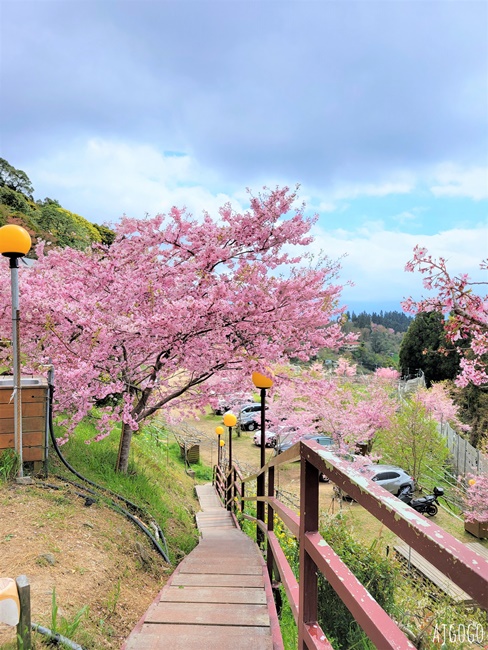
left=16, top=575, right=31, bottom=650
left=267, top=464, right=275, bottom=580
left=241, top=479, right=245, bottom=513
left=298, top=446, right=319, bottom=648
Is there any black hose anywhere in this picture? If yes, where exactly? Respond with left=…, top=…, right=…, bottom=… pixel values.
left=46, top=375, right=170, bottom=563
left=31, top=623, right=84, bottom=649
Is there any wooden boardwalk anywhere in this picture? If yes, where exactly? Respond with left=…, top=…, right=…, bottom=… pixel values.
left=394, top=543, right=475, bottom=604
left=122, top=484, right=282, bottom=649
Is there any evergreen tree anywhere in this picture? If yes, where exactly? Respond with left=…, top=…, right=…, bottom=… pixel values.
left=399, top=311, right=460, bottom=386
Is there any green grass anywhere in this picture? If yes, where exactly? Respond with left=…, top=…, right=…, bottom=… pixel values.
left=51, top=418, right=200, bottom=562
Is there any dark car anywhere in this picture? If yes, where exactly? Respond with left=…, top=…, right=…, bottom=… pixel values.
left=238, top=403, right=264, bottom=431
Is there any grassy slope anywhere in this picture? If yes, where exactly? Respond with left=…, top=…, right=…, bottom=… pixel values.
left=0, top=421, right=200, bottom=649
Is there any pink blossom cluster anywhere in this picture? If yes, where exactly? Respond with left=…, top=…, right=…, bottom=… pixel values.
left=403, top=247, right=488, bottom=387
left=374, top=367, right=400, bottom=382
left=463, top=474, right=488, bottom=523
left=415, top=382, right=470, bottom=432
left=265, top=363, right=397, bottom=448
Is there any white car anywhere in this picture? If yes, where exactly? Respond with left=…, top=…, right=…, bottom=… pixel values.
left=252, top=430, right=277, bottom=447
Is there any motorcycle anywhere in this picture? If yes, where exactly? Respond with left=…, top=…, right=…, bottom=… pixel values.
left=397, top=485, right=444, bottom=517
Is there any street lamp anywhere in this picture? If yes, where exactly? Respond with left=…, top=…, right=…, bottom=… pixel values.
left=215, top=425, right=224, bottom=467
left=251, top=371, right=273, bottom=544
left=223, top=412, right=237, bottom=510
left=0, top=225, right=32, bottom=479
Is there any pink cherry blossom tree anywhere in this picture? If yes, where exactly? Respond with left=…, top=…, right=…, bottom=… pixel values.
left=265, top=363, right=396, bottom=449
left=0, top=187, right=355, bottom=472
left=415, top=382, right=470, bottom=433
left=463, top=474, right=488, bottom=523
left=403, top=247, right=488, bottom=387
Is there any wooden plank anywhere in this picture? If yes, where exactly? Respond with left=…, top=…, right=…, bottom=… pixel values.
left=0, top=402, right=45, bottom=419
left=394, top=544, right=473, bottom=603
left=0, top=432, right=44, bottom=450
left=178, top=560, right=263, bottom=575
left=465, top=542, right=488, bottom=562
left=124, top=623, right=273, bottom=650
left=160, top=586, right=267, bottom=604
left=0, top=389, right=46, bottom=404
left=146, top=601, right=270, bottom=627
left=23, top=448, right=44, bottom=461
left=0, top=417, right=45, bottom=434
left=171, top=573, right=264, bottom=588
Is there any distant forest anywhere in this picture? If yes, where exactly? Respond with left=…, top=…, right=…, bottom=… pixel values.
left=345, top=310, right=413, bottom=333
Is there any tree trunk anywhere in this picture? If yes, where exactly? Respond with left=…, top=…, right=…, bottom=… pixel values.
left=116, top=422, right=134, bottom=473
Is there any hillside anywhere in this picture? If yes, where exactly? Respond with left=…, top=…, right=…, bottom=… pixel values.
left=0, top=478, right=168, bottom=649
left=0, top=158, right=114, bottom=252
left=0, top=425, right=201, bottom=650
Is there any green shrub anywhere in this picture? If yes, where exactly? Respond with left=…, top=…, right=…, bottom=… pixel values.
left=0, top=448, right=20, bottom=482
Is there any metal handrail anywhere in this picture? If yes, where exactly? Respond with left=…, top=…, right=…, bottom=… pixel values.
left=213, top=439, right=488, bottom=649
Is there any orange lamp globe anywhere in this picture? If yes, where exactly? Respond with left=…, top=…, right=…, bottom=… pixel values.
left=251, top=371, right=273, bottom=389
left=223, top=412, right=237, bottom=427
left=215, top=426, right=224, bottom=436
left=220, top=439, right=225, bottom=447
left=0, top=225, right=32, bottom=257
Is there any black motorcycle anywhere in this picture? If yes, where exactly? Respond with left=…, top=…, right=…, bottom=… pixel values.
left=397, top=485, right=444, bottom=517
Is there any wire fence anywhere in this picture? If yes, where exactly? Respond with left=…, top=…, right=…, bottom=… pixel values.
left=438, top=421, right=488, bottom=477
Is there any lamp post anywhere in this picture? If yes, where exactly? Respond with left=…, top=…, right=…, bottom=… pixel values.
left=215, top=425, right=224, bottom=467
left=223, top=412, right=237, bottom=511
left=251, top=371, right=273, bottom=544
left=0, top=225, right=32, bottom=479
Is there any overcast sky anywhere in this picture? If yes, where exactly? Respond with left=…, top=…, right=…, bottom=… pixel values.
left=1, top=0, right=487, bottom=312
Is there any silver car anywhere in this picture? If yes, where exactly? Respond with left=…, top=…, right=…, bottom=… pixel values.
left=238, top=403, right=264, bottom=431
left=363, top=464, right=415, bottom=495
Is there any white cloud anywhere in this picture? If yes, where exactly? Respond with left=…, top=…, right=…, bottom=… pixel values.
left=332, top=177, right=415, bottom=200
left=29, top=139, right=244, bottom=224
left=310, top=224, right=488, bottom=306
left=393, top=210, right=419, bottom=225
left=430, top=164, right=488, bottom=200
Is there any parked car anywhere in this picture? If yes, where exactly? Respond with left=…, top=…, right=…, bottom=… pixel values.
left=252, top=430, right=277, bottom=447
left=365, top=464, right=415, bottom=495
left=336, top=464, right=415, bottom=501
left=274, top=433, right=335, bottom=482
left=274, top=433, right=335, bottom=455
left=212, top=393, right=253, bottom=415
left=238, top=403, right=266, bottom=431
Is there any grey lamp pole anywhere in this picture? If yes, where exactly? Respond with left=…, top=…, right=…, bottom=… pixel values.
left=0, top=225, right=32, bottom=478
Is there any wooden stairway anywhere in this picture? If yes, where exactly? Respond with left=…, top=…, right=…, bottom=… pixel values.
left=122, top=484, right=282, bottom=649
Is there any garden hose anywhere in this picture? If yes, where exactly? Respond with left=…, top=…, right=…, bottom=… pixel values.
left=31, top=623, right=84, bottom=650
left=46, top=370, right=170, bottom=564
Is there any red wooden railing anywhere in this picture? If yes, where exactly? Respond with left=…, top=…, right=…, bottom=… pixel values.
left=214, top=439, right=488, bottom=650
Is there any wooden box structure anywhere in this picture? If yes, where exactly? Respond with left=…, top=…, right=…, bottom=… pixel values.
left=179, top=442, right=200, bottom=464
left=0, top=377, right=48, bottom=463
left=464, top=518, right=488, bottom=539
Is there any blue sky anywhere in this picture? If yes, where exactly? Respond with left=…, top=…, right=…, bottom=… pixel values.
left=1, top=0, right=486, bottom=313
